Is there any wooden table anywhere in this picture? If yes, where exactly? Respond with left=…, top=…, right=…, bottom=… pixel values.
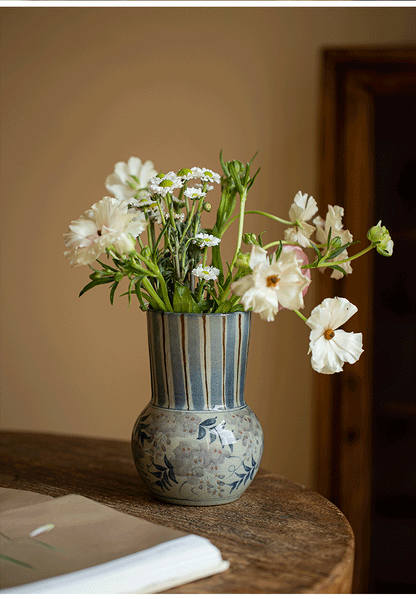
left=0, top=431, right=354, bottom=593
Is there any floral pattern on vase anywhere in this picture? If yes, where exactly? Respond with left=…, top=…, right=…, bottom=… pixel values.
left=131, top=311, right=264, bottom=506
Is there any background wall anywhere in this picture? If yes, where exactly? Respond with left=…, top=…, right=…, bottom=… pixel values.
left=1, top=6, right=415, bottom=488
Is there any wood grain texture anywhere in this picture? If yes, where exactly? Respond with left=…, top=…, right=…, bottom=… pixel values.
left=0, top=430, right=354, bottom=594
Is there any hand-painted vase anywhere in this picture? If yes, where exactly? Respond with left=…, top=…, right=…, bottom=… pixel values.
left=131, top=311, right=264, bottom=506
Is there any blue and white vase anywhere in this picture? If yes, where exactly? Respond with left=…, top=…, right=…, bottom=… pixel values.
left=131, top=311, right=264, bottom=506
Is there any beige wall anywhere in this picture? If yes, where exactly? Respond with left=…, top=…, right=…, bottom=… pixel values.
left=1, top=7, right=415, bottom=488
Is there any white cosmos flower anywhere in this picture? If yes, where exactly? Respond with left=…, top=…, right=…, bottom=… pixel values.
left=193, top=233, right=221, bottom=247
left=306, top=297, right=363, bottom=374
left=105, top=157, right=157, bottom=202
left=313, top=205, right=353, bottom=279
left=64, top=197, right=146, bottom=266
left=191, top=265, right=220, bottom=281
left=284, top=191, right=319, bottom=247
left=230, top=245, right=310, bottom=322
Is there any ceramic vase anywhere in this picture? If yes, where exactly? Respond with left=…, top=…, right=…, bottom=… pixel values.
left=131, top=310, right=264, bottom=506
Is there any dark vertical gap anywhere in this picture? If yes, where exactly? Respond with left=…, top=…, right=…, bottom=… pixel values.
left=369, top=92, right=416, bottom=593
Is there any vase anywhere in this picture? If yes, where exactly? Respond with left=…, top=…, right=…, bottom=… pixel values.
left=131, top=310, right=264, bottom=506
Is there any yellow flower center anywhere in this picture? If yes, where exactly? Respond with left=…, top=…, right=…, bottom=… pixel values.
left=324, top=329, right=335, bottom=340
left=266, top=275, right=280, bottom=288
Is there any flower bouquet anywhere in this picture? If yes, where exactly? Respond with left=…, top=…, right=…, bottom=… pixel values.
left=64, top=151, right=393, bottom=505
left=64, top=151, right=393, bottom=375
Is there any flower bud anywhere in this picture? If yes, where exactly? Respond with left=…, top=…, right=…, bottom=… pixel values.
left=235, top=251, right=250, bottom=269
left=330, top=236, right=342, bottom=249
left=243, top=232, right=257, bottom=245
left=90, top=271, right=105, bottom=281
left=228, top=160, right=244, bottom=174
left=203, top=202, right=212, bottom=212
left=367, top=221, right=393, bottom=256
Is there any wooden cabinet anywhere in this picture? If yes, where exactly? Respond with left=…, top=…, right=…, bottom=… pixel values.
left=315, top=47, right=416, bottom=593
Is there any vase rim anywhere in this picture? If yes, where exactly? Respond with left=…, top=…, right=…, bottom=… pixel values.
left=146, top=310, right=250, bottom=317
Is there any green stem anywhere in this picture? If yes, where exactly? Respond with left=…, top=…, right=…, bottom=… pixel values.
left=263, top=240, right=302, bottom=250
left=243, top=210, right=294, bottom=226
left=141, top=278, right=168, bottom=311
left=229, top=190, right=248, bottom=274
left=218, top=190, right=248, bottom=303
left=220, top=210, right=295, bottom=236
left=293, top=309, right=307, bottom=322
left=319, top=243, right=374, bottom=268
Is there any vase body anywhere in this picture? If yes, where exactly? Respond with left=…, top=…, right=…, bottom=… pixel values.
left=131, top=311, right=263, bottom=506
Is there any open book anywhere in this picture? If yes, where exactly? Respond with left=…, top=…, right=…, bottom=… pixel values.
left=0, top=488, right=229, bottom=594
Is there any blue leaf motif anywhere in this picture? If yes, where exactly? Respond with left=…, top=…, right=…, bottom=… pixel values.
left=197, top=427, right=207, bottom=441
left=200, top=418, right=217, bottom=428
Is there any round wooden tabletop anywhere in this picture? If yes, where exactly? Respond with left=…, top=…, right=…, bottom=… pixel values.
left=0, top=431, right=354, bottom=593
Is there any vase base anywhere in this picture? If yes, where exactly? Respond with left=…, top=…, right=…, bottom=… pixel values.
left=153, top=493, right=243, bottom=507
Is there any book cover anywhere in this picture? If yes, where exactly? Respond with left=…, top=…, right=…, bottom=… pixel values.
left=0, top=489, right=229, bottom=593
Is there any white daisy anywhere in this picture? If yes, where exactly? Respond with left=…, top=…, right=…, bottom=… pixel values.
left=200, top=168, right=221, bottom=184
left=183, top=187, right=207, bottom=200
left=193, top=233, right=221, bottom=247
left=149, top=172, right=183, bottom=197
left=191, top=265, right=220, bottom=281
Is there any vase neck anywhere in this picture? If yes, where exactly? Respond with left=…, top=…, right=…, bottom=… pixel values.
left=147, top=311, right=251, bottom=411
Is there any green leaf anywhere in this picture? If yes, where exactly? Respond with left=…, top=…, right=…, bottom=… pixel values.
left=247, top=167, right=260, bottom=190
left=215, top=298, right=242, bottom=313
left=219, top=149, right=230, bottom=177
left=275, top=240, right=283, bottom=261
left=309, top=239, right=323, bottom=262
left=79, top=279, right=113, bottom=298
left=326, top=241, right=359, bottom=261
left=96, top=259, right=118, bottom=272
left=173, top=283, right=200, bottom=313
left=330, top=264, right=348, bottom=276
left=109, top=281, right=119, bottom=305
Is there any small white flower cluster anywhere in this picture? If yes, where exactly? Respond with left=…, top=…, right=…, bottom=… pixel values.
left=148, top=168, right=221, bottom=198
left=191, top=265, right=220, bottom=281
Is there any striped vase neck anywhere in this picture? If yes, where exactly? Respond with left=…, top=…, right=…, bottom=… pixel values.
left=147, top=311, right=251, bottom=411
